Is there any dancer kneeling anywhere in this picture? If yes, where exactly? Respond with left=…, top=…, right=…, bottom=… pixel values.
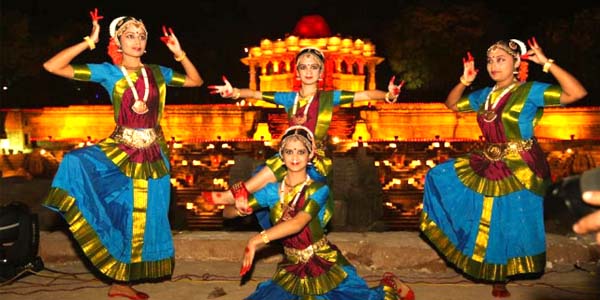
left=218, top=126, right=415, bottom=300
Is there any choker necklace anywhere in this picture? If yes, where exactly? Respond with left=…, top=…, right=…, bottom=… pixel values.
left=481, top=82, right=516, bottom=123
left=291, top=91, right=315, bottom=125
left=121, top=65, right=150, bottom=114
left=279, top=174, right=311, bottom=216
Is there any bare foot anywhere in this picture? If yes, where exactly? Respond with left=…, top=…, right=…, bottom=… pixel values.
left=492, top=283, right=511, bottom=298
left=380, top=272, right=414, bottom=300
left=394, top=276, right=415, bottom=300
left=108, top=284, right=149, bottom=299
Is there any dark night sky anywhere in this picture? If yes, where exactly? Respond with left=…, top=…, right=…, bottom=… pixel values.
left=1, top=0, right=598, bottom=107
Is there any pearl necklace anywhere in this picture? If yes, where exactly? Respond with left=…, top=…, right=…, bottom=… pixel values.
left=279, top=174, right=311, bottom=212
left=291, top=91, right=314, bottom=125
left=120, top=65, right=150, bottom=114
left=481, top=82, right=516, bottom=123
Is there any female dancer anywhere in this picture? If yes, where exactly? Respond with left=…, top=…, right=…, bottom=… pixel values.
left=223, top=125, right=414, bottom=300
left=420, top=37, right=586, bottom=297
left=206, top=47, right=404, bottom=216
left=42, top=8, right=203, bottom=299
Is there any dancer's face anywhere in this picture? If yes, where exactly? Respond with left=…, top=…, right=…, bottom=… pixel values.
left=281, top=138, right=311, bottom=173
left=119, top=24, right=148, bottom=58
left=486, top=48, right=517, bottom=84
left=296, top=54, right=323, bottom=86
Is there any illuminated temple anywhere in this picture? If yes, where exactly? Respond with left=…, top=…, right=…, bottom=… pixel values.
left=2, top=15, right=600, bottom=231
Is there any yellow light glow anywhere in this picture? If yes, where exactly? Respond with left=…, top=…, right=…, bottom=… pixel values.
left=352, top=122, right=371, bottom=141
left=332, top=136, right=340, bottom=144
left=253, top=123, right=272, bottom=141
left=192, top=160, right=201, bottom=166
left=426, top=160, right=436, bottom=168
left=374, top=161, right=380, bottom=166
left=186, top=202, right=194, bottom=210
left=181, top=160, right=188, bottom=166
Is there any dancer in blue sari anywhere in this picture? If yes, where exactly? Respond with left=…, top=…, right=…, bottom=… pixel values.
left=42, top=8, right=203, bottom=299
left=420, top=37, right=586, bottom=298
left=222, top=126, right=415, bottom=300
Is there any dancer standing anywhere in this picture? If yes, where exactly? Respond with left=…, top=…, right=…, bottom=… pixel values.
left=42, top=8, right=203, bottom=299
left=420, top=37, right=586, bottom=297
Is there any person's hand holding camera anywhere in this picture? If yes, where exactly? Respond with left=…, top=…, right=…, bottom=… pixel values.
left=571, top=167, right=600, bottom=245
left=573, top=190, right=600, bottom=245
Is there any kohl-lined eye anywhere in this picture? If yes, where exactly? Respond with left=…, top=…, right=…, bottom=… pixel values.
left=298, top=64, right=321, bottom=71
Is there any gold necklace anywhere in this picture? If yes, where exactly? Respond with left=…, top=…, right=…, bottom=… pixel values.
left=121, top=65, right=150, bottom=114
left=291, top=91, right=315, bottom=125
left=481, top=82, right=516, bottom=123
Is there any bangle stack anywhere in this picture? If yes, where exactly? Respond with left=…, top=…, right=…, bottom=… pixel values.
left=83, top=36, right=95, bottom=50
left=174, top=51, right=187, bottom=62
left=542, top=59, right=554, bottom=73
left=384, top=92, right=398, bottom=103
left=260, top=230, right=270, bottom=244
left=459, top=76, right=472, bottom=86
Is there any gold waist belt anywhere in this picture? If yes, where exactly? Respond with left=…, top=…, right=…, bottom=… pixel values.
left=110, top=126, right=162, bottom=149
left=482, top=139, right=533, bottom=161
left=284, top=237, right=328, bottom=264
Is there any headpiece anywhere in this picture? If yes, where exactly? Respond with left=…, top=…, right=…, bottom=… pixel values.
left=487, top=39, right=526, bottom=62
left=109, top=16, right=147, bottom=39
left=279, top=125, right=316, bottom=157
left=295, top=47, right=325, bottom=65
left=487, top=39, right=529, bottom=82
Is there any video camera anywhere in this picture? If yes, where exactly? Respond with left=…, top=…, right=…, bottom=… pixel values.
left=547, top=167, right=599, bottom=219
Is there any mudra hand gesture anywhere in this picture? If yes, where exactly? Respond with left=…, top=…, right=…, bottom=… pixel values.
left=208, top=75, right=238, bottom=98
left=87, top=8, right=103, bottom=47
left=523, top=36, right=550, bottom=66
left=160, top=26, right=186, bottom=61
left=460, top=51, right=478, bottom=86
left=386, top=76, right=405, bottom=103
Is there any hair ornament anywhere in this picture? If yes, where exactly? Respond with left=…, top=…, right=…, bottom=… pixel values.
left=509, top=39, right=527, bottom=56
left=296, top=47, right=325, bottom=64
left=279, top=125, right=316, bottom=156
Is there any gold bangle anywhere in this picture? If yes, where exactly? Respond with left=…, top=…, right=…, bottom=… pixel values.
left=174, top=51, right=187, bottom=62
left=83, top=36, right=95, bottom=50
left=543, top=59, right=554, bottom=73
left=459, top=76, right=472, bottom=86
left=259, top=230, right=270, bottom=244
left=384, top=92, right=397, bottom=103
left=232, top=88, right=241, bottom=100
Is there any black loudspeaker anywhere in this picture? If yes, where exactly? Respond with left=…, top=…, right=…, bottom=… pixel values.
left=0, top=202, right=44, bottom=282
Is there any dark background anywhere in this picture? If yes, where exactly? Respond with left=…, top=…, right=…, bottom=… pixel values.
left=1, top=0, right=598, bottom=107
